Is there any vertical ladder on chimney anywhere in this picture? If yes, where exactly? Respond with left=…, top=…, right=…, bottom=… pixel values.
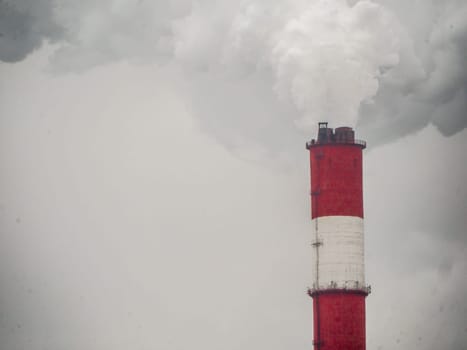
left=311, top=150, right=323, bottom=349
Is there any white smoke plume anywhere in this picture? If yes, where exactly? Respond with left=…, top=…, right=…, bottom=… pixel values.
left=1, top=0, right=466, bottom=151
left=237, top=1, right=401, bottom=130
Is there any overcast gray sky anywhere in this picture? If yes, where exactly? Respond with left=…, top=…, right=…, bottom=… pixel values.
left=0, top=1, right=466, bottom=349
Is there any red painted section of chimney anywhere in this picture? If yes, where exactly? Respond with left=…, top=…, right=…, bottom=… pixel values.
left=309, top=145, right=364, bottom=219
left=312, top=292, right=366, bottom=350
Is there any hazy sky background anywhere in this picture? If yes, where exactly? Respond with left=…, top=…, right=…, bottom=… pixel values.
left=0, top=1, right=466, bottom=349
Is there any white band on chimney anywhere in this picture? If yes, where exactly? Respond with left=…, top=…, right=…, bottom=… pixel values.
left=311, top=216, right=365, bottom=290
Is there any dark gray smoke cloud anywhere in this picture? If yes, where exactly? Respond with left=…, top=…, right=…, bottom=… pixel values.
left=0, top=0, right=62, bottom=62
left=0, top=0, right=466, bottom=150
left=358, top=0, right=467, bottom=146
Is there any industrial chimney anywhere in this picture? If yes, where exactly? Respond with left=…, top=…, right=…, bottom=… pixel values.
left=306, top=122, right=370, bottom=350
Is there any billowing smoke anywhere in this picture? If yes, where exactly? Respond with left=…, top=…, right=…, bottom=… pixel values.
left=358, top=0, right=467, bottom=146
left=243, top=1, right=400, bottom=130
left=1, top=0, right=466, bottom=151
left=0, top=0, right=62, bottom=62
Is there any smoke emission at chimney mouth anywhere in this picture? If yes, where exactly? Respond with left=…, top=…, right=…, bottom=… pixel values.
left=1, top=0, right=466, bottom=152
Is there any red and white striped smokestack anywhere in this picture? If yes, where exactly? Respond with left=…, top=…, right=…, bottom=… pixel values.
left=306, top=122, right=370, bottom=350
